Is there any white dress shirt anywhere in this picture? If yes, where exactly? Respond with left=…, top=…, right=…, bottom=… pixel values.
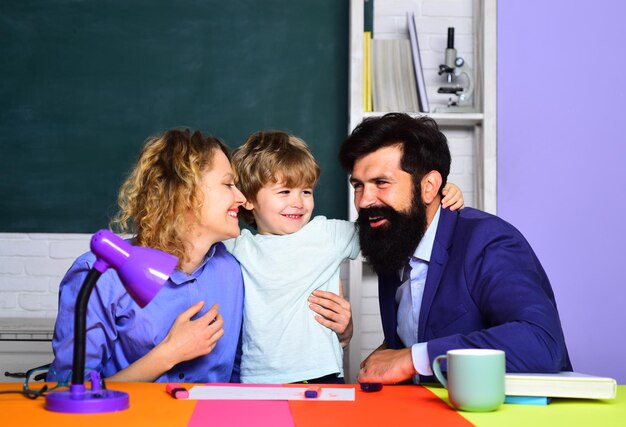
left=395, top=207, right=441, bottom=379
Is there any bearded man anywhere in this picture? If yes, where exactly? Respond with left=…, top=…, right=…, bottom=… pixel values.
left=339, top=113, right=572, bottom=384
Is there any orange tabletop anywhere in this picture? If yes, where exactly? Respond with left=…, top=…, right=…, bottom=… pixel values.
left=0, top=382, right=196, bottom=427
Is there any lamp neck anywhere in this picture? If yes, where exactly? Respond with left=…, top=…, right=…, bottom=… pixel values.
left=71, top=268, right=103, bottom=386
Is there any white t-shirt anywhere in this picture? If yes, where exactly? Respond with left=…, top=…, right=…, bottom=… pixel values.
left=224, top=216, right=360, bottom=383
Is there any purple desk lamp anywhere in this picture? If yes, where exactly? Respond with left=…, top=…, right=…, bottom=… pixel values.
left=45, top=229, right=178, bottom=413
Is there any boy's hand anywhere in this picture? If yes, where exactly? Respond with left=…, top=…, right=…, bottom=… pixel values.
left=308, top=282, right=353, bottom=348
left=441, top=182, right=465, bottom=211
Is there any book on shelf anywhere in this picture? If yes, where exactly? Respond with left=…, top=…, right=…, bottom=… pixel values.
left=371, top=38, right=419, bottom=113
left=505, top=371, right=617, bottom=400
left=364, top=0, right=373, bottom=33
left=363, top=31, right=372, bottom=112
left=407, top=12, right=430, bottom=113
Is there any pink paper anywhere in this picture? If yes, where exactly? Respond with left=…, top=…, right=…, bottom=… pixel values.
left=188, top=400, right=295, bottom=427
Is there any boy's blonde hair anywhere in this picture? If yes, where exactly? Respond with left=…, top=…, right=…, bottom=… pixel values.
left=232, top=131, right=320, bottom=226
left=112, top=128, right=230, bottom=267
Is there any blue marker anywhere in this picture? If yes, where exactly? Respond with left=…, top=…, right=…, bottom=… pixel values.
left=359, top=382, right=383, bottom=392
left=304, top=386, right=321, bottom=398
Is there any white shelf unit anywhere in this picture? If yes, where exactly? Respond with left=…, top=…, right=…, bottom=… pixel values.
left=345, top=0, right=496, bottom=382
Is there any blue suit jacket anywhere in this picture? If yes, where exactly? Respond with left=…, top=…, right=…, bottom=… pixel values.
left=378, top=207, right=572, bottom=382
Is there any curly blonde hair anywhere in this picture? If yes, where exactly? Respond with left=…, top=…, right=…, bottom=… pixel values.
left=112, top=128, right=230, bottom=267
left=232, top=131, right=320, bottom=226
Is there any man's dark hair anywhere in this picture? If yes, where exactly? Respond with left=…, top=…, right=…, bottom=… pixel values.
left=339, top=113, right=451, bottom=192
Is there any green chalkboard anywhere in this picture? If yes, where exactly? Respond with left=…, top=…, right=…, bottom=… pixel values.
left=0, top=0, right=349, bottom=232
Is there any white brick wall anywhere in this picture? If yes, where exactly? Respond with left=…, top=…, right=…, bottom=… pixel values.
left=0, top=234, right=90, bottom=318
left=447, top=127, right=476, bottom=206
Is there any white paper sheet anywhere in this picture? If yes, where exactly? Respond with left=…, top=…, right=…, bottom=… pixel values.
left=188, top=385, right=355, bottom=401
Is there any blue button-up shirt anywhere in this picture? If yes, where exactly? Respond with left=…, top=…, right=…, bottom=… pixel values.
left=395, top=207, right=440, bottom=377
left=49, top=242, right=244, bottom=383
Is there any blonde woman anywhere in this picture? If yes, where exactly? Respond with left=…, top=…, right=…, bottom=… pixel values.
left=49, top=129, right=246, bottom=383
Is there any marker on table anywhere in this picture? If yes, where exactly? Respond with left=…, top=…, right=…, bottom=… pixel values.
left=305, top=386, right=321, bottom=398
left=166, top=383, right=189, bottom=399
left=359, top=382, right=383, bottom=392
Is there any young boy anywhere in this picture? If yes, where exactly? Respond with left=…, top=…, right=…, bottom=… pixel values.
left=225, top=131, right=463, bottom=384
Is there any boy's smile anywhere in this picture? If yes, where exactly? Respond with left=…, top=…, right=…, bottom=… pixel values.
left=246, top=181, right=314, bottom=235
left=283, top=213, right=304, bottom=220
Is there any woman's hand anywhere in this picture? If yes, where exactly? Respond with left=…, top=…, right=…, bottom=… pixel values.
left=107, top=301, right=224, bottom=382
left=441, top=182, right=465, bottom=211
left=308, top=281, right=353, bottom=348
left=158, top=301, right=224, bottom=365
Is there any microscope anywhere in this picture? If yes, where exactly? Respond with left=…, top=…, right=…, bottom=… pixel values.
left=434, top=27, right=475, bottom=113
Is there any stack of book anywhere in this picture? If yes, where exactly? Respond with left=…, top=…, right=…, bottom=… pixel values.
left=504, top=371, right=617, bottom=405
left=362, top=12, right=430, bottom=113
left=371, top=38, right=419, bottom=113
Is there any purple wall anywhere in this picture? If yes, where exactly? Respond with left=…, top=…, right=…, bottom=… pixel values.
left=498, top=1, right=626, bottom=383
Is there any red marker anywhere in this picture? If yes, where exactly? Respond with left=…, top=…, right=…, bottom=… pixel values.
left=166, top=383, right=189, bottom=399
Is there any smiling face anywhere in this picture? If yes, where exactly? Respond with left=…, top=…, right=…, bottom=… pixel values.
left=193, top=149, right=246, bottom=244
left=350, top=145, right=414, bottom=223
left=350, top=145, right=430, bottom=273
left=246, top=179, right=314, bottom=235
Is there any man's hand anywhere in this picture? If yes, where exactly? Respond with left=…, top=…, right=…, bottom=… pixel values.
left=358, top=347, right=417, bottom=384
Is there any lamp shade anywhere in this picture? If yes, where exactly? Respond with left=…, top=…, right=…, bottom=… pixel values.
left=90, top=229, right=178, bottom=307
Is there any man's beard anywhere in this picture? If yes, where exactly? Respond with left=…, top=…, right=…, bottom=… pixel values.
left=356, top=190, right=427, bottom=274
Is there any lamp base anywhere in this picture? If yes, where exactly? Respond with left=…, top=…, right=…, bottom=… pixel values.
left=45, top=388, right=129, bottom=413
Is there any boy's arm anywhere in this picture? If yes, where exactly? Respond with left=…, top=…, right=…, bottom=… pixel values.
left=308, top=280, right=353, bottom=348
